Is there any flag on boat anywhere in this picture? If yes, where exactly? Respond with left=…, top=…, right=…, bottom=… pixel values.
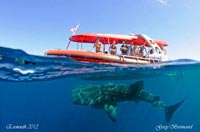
left=70, top=24, right=80, bottom=35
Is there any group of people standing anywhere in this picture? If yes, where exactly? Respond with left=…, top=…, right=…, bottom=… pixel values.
left=93, top=38, right=165, bottom=57
left=119, top=42, right=148, bottom=57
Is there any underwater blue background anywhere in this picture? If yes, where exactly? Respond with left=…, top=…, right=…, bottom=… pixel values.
left=0, top=46, right=200, bottom=132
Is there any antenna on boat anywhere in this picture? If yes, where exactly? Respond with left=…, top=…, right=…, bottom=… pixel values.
left=70, top=24, right=80, bottom=35
left=67, top=24, right=80, bottom=49
left=66, top=41, right=71, bottom=49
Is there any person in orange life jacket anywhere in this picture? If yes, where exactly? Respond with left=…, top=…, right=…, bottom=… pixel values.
left=120, top=41, right=128, bottom=55
left=93, top=38, right=102, bottom=52
left=109, top=40, right=117, bottom=55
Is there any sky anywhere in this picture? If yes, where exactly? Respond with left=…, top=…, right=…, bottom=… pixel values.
left=0, top=0, right=200, bottom=60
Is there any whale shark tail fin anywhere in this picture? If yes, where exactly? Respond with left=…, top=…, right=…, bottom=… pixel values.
left=165, top=98, right=185, bottom=123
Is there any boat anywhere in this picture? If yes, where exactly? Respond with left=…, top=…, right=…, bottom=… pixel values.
left=45, top=33, right=170, bottom=65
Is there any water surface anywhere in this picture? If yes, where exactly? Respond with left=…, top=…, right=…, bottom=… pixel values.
left=0, top=46, right=199, bottom=132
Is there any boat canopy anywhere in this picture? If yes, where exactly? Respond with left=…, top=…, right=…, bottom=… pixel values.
left=69, top=33, right=168, bottom=47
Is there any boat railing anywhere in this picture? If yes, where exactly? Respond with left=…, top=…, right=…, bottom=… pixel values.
left=118, top=54, right=160, bottom=62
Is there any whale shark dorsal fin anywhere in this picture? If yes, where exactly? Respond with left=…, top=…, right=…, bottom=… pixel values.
left=103, top=103, right=117, bottom=122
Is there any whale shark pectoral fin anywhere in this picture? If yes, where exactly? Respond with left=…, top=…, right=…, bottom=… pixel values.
left=103, top=103, right=117, bottom=122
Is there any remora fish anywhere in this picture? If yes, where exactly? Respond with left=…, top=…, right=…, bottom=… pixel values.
left=72, top=81, right=185, bottom=122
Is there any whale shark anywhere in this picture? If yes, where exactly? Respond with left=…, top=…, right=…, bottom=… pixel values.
left=72, top=80, right=185, bottom=122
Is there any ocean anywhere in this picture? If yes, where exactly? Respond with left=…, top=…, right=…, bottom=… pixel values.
left=0, top=46, right=199, bottom=132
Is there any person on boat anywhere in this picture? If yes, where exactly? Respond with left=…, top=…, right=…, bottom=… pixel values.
left=93, top=38, right=102, bottom=53
left=149, top=49, right=154, bottom=55
left=130, top=42, right=139, bottom=56
left=134, top=46, right=140, bottom=56
left=109, top=40, right=117, bottom=55
left=138, top=45, right=147, bottom=57
left=146, top=48, right=154, bottom=58
left=120, top=41, right=128, bottom=55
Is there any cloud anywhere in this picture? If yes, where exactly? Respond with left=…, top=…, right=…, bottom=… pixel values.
left=157, top=0, right=168, bottom=5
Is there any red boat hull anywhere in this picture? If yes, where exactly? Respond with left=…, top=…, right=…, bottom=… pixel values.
left=46, top=50, right=159, bottom=64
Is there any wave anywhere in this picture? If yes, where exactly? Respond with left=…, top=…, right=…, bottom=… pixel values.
left=0, top=46, right=199, bottom=81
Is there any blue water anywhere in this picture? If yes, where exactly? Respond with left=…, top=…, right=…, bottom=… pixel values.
left=0, top=46, right=200, bottom=132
